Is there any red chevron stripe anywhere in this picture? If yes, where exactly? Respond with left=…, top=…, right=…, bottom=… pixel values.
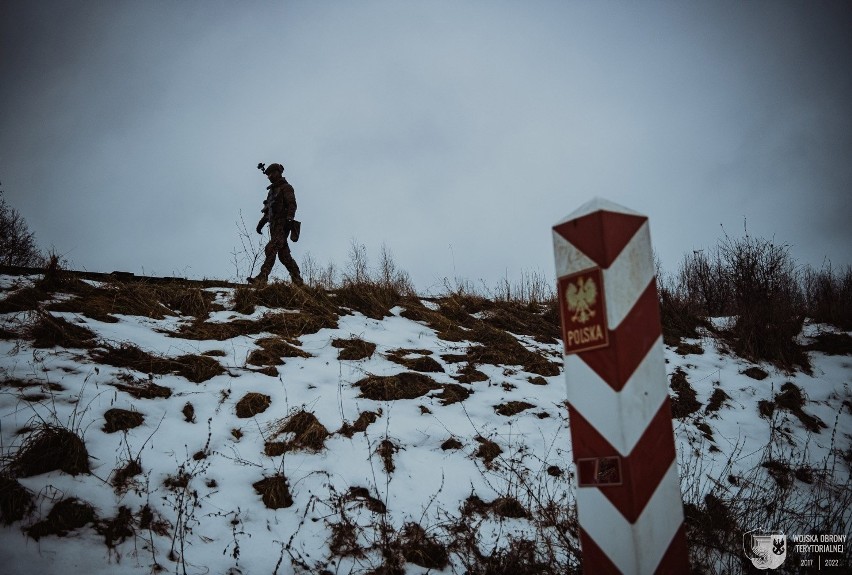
left=553, top=210, right=646, bottom=269
left=569, top=399, right=677, bottom=523
left=577, top=279, right=661, bottom=391
left=579, top=527, right=623, bottom=574
left=654, top=524, right=691, bottom=574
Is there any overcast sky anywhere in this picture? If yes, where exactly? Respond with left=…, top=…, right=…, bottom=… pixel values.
left=1, top=1, right=850, bottom=292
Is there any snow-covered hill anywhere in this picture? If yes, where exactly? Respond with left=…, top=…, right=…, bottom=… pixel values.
left=0, top=273, right=849, bottom=574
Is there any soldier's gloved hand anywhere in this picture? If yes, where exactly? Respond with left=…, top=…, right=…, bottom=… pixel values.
left=256, top=220, right=265, bottom=234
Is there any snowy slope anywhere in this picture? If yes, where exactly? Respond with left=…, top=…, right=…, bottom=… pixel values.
left=0, top=274, right=849, bottom=575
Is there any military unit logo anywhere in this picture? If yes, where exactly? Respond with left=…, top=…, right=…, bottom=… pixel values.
left=743, top=528, right=787, bottom=570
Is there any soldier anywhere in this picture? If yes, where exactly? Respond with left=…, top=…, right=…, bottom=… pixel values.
left=248, top=162, right=304, bottom=286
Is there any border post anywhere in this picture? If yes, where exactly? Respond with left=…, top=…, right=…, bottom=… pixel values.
left=552, top=198, right=689, bottom=574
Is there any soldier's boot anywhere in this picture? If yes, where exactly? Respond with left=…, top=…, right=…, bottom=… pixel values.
left=285, top=261, right=304, bottom=286
left=247, top=273, right=268, bottom=286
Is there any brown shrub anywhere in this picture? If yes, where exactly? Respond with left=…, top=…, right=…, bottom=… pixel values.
left=98, top=506, right=134, bottom=549
left=253, top=475, right=293, bottom=509
left=356, top=372, right=441, bottom=401
left=110, top=459, right=142, bottom=492
left=0, top=286, right=50, bottom=313
left=10, top=425, right=90, bottom=477
left=377, top=439, right=398, bottom=474
left=235, top=392, right=271, bottom=418
left=102, top=408, right=144, bottom=433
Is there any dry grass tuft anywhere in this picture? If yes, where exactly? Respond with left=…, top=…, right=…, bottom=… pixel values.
left=98, top=506, right=135, bottom=549
left=705, top=388, right=731, bottom=414
left=495, top=400, right=535, bottom=416
left=0, top=476, right=34, bottom=524
left=804, top=332, right=852, bottom=356
left=110, top=375, right=172, bottom=399
left=0, top=286, right=51, bottom=313
left=102, top=408, right=145, bottom=433
left=332, top=336, right=377, bottom=360
left=377, top=439, right=398, bottom=474
left=26, top=497, right=97, bottom=540
left=774, top=382, right=828, bottom=433
left=110, top=459, right=143, bottom=492
left=247, top=336, right=312, bottom=367
left=669, top=368, right=701, bottom=419
left=742, top=366, right=768, bottom=380
left=253, top=475, right=293, bottom=509
left=337, top=410, right=381, bottom=438
left=346, top=486, right=387, bottom=514
left=27, top=312, right=97, bottom=349
left=385, top=348, right=444, bottom=373
left=400, top=522, right=449, bottom=570
left=356, top=372, right=441, bottom=401
left=474, top=436, right=503, bottom=466
left=235, top=392, right=271, bottom=418
left=267, top=410, right=330, bottom=452
left=436, top=383, right=473, bottom=406
left=441, top=437, right=463, bottom=450
left=92, top=343, right=225, bottom=383
left=9, top=425, right=90, bottom=477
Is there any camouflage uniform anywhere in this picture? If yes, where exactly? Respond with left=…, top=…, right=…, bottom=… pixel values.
left=251, top=164, right=303, bottom=285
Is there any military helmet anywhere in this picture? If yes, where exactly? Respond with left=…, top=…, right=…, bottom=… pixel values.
left=264, top=163, right=284, bottom=175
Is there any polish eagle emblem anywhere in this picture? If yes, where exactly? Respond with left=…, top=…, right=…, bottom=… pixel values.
left=565, top=276, right=598, bottom=324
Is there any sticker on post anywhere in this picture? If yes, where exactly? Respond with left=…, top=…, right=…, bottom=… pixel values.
left=576, top=456, right=622, bottom=487
left=558, top=267, right=609, bottom=354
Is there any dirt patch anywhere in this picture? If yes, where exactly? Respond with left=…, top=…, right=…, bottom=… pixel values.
left=495, top=401, right=535, bottom=416
left=28, top=313, right=97, bottom=349
left=26, top=498, right=97, bottom=540
left=247, top=336, right=312, bottom=367
left=253, top=475, right=293, bottom=509
left=9, top=425, right=90, bottom=477
left=669, top=368, right=701, bottom=419
left=474, top=436, right=503, bottom=466
left=267, top=410, right=329, bottom=452
left=182, top=402, right=196, bottom=423
left=103, top=408, right=144, bottom=433
left=355, top=372, right=441, bottom=401
left=338, top=410, right=381, bottom=438
left=332, top=337, right=377, bottom=360
left=436, top=383, right=473, bottom=405
left=0, top=477, right=34, bottom=524
left=235, top=392, right=271, bottom=418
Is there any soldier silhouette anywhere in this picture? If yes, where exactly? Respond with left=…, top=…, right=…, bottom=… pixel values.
left=248, top=162, right=303, bottom=286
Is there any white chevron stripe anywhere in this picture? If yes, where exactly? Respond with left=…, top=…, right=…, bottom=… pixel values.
left=552, top=230, right=596, bottom=278
left=576, top=460, right=684, bottom=575
left=554, top=197, right=643, bottom=226
left=564, top=337, right=668, bottom=455
left=601, top=221, right=655, bottom=330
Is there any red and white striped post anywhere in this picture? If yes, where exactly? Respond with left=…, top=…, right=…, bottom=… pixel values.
left=552, top=198, right=689, bottom=574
